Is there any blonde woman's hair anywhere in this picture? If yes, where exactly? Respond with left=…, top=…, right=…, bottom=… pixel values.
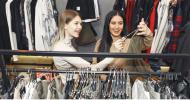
left=52, top=10, right=80, bottom=47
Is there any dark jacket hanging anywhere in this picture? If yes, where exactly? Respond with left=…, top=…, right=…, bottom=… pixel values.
left=113, top=0, right=125, bottom=11
left=0, top=0, right=12, bottom=64
left=0, top=0, right=11, bottom=50
left=10, top=0, right=28, bottom=50
left=66, top=0, right=96, bottom=20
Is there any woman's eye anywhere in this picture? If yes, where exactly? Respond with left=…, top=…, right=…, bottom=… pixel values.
left=111, top=22, right=116, bottom=25
left=119, top=22, right=123, bottom=25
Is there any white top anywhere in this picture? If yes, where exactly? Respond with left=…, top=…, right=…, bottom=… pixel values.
left=53, top=38, right=113, bottom=71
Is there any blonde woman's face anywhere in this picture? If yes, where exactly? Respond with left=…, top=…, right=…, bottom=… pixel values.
left=65, top=16, right=82, bottom=38
left=109, top=15, right=124, bottom=37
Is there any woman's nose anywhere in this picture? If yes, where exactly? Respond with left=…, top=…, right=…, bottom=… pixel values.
left=115, top=24, right=119, bottom=28
left=78, top=24, right=82, bottom=29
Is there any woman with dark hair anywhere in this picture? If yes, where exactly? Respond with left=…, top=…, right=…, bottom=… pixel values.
left=93, top=10, right=153, bottom=72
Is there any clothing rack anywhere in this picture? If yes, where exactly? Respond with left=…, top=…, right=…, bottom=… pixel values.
left=0, top=50, right=185, bottom=95
left=0, top=50, right=190, bottom=58
left=0, top=68, right=181, bottom=76
left=0, top=50, right=188, bottom=76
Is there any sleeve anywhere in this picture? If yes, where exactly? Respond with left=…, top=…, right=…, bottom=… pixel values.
left=58, top=51, right=113, bottom=70
left=132, top=33, right=153, bottom=51
left=53, top=42, right=113, bottom=70
left=142, top=34, right=153, bottom=50
left=92, top=39, right=114, bottom=71
left=63, top=56, right=91, bottom=68
left=91, top=58, right=114, bottom=71
left=54, top=44, right=91, bottom=69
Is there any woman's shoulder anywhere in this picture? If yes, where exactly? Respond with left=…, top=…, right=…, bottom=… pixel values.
left=53, top=42, right=63, bottom=51
left=53, top=41, right=74, bottom=51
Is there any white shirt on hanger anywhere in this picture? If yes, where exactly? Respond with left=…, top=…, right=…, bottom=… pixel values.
left=5, top=0, right=18, bottom=61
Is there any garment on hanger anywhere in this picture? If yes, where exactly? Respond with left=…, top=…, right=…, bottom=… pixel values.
left=125, top=0, right=136, bottom=33
left=131, top=0, right=153, bottom=31
left=113, top=0, right=125, bottom=11
left=173, top=22, right=190, bottom=74
left=5, top=0, right=19, bottom=50
left=30, top=0, right=37, bottom=47
left=0, top=0, right=11, bottom=63
left=35, top=0, right=57, bottom=51
left=66, top=0, right=100, bottom=22
left=24, top=0, right=34, bottom=50
left=0, top=0, right=11, bottom=50
left=163, top=3, right=182, bottom=66
left=151, top=0, right=170, bottom=53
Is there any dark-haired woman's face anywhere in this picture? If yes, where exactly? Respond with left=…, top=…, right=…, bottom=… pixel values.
left=109, top=15, right=124, bottom=37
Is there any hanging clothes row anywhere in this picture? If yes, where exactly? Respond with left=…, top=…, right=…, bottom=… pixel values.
left=1, top=0, right=58, bottom=51
left=113, top=0, right=186, bottom=54
left=113, top=0, right=190, bottom=73
left=0, top=68, right=188, bottom=99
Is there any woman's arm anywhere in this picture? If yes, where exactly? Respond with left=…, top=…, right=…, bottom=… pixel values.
left=136, top=18, right=153, bottom=50
left=54, top=41, right=113, bottom=70
left=53, top=43, right=91, bottom=69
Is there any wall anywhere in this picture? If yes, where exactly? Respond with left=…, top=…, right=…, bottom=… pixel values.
left=55, top=0, right=115, bottom=37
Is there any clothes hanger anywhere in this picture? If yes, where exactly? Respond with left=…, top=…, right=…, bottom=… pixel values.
left=119, top=70, right=125, bottom=99
left=121, top=70, right=126, bottom=99
left=111, top=70, right=116, bottom=98
left=103, top=69, right=112, bottom=98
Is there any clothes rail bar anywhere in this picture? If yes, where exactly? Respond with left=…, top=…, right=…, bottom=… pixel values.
left=1, top=68, right=181, bottom=76
left=0, top=50, right=190, bottom=58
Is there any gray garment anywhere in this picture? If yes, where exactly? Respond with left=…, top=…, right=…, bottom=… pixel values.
left=41, top=80, right=50, bottom=99
left=55, top=76, right=65, bottom=99
left=126, top=74, right=132, bottom=99
left=80, top=77, right=100, bottom=99
left=144, top=80, right=160, bottom=99
left=46, top=80, right=60, bottom=99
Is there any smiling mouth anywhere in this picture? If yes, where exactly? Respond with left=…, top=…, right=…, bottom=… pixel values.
left=114, top=31, right=120, bottom=33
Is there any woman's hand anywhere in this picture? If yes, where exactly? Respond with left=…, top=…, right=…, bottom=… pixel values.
left=136, top=18, right=153, bottom=37
left=113, top=39, right=124, bottom=51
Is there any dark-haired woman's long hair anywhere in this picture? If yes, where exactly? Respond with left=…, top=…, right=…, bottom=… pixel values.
left=97, top=10, right=128, bottom=62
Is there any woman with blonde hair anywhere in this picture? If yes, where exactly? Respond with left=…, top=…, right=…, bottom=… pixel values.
left=52, top=10, right=114, bottom=77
